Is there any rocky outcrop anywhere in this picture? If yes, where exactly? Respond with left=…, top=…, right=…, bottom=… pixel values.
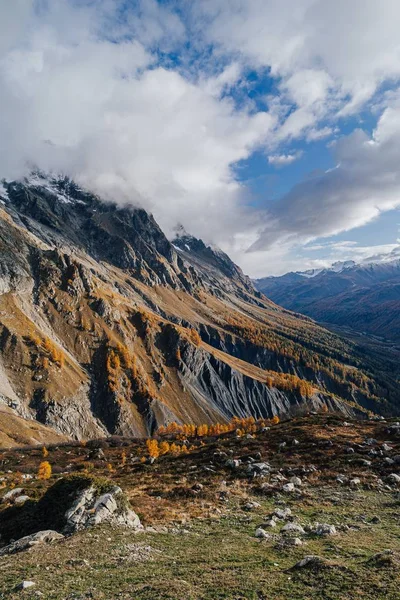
left=63, top=485, right=141, bottom=534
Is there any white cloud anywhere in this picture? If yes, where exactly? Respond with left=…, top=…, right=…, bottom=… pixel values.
left=1, top=0, right=400, bottom=278
left=268, top=151, right=302, bottom=166
left=0, top=0, right=273, bottom=245
left=251, top=93, right=400, bottom=251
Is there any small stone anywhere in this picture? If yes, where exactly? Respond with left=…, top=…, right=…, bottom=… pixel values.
left=243, top=501, right=261, bottom=511
left=16, top=581, right=36, bottom=591
left=274, top=507, right=292, bottom=520
left=1, top=488, right=24, bottom=503
left=291, top=555, right=326, bottom=569
left=345, top=448, right=355, bottom=454
left=290, top=476, right=302, bottom=486
left=282, top=482, right=295, bottom=493
left=350, top=478, right=361, bottom=488
left=255, top=527, right=270, bottom=539
left=382, top=444, right=392, bottom=452
left=288, top=537, right=303, bottom=546
left=281, top=522, right=305, bottom=535
left=263, top=519, right=277, bottom=528
left=388, top=473, right=400, bottom=484
left=14, top=495, right=30, bottom=506
left=313, top=523, right=337, bottom=536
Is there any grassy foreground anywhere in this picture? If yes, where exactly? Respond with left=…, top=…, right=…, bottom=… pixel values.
left=0, top=415, right=399, bottom=599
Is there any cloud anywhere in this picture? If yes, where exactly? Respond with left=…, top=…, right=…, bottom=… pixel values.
left=251, top=91, right=400, bottom=251
left=1, top=0, right=400, bottom=278
left=0, top=0, right=273, bottom=245
left=268, top=151, right=302, bottom=166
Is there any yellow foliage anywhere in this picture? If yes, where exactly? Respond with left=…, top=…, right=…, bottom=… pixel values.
left=42, top=446, right=48, bottom=458
left=37, top=461, right=52, bottom=480
left=159, top=441, right=170, bottom=455
left=271, top=415, right=280, bottom=424
left=146, top=438, right=160, bottom=458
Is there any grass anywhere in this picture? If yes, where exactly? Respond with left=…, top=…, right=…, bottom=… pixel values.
left=0, top=415, right=399, bottom=599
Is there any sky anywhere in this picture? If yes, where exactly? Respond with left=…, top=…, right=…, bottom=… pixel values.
left=1, top=0, right=400, bottom=277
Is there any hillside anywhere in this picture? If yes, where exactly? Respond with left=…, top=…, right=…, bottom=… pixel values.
left=255, top=260, right=400, bottom=341
left=0, top=414, right=400, bottom=599
left=0, top=173, right=399, bottom=446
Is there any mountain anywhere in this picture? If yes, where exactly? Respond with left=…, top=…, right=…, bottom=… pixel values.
left=0, top=172, right=399, bottom=445
left=255, top=257, right=400, bottom=341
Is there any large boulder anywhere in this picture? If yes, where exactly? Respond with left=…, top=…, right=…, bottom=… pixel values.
left=64, top=484, right=141, bottom=533
left=0, top=475, right=141, bottom=546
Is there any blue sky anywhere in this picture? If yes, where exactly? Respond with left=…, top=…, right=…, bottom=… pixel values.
left=1, top=0, right=400, bottom=276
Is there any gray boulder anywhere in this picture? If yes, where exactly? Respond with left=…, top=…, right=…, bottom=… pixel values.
left=0, top=530, right=64, bottom=556
left=1, top=488, right=24, bottom=504
left=64, top=485, right=141, bottom=534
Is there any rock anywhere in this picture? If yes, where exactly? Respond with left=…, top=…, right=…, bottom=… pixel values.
left=349, top=478, right=361, bottom=488
left=191, top=483, right=204, bottom=493
left=370, top=516, right=381, bottom=524
left=14, top=495, right=30, bottom=505
left=287, top=537, right=303, bottom=546
left=64, top=484, right=141, bottom=534
left=382, top=444, right=392, bottom=452
left=281, top=522, right=305, bottom=535
left=247, top=462, right=271, bottom=476
left=387, top=473, right=400, bottom=484
left=282, top=482, right=296, bottom=493
left=243, top=501, right=261, bottom=511
left=15, top=581, right=36, bottom=591
left=365, top=438, right=378, bottom=446
left=291, top=555, right=327, bottom=569
left=255, top=527, right=270, bottom=539
left=263, top=519, right=277, bottom=528
left=274, top=507, right=292, bottom=520
left=384, top=457, right=394, bottom=465
left=1, top=488, right=24, bottom=503
left=312, top=523, right=337, bottom=536
left=226, top=459, right=241, bottom=469
left=393, top=455, right=400, bottom=464
left=0, top=530, right=64, bottom=556
left=290, top=476, right=302, bottom=486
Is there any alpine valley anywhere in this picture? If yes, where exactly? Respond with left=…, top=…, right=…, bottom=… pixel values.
left=0, top=173, right=399, bottom=447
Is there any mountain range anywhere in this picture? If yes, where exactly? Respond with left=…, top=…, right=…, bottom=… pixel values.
left=0, top=173, right=399, bottom=445
left=255, top=255, right=400, bottom=342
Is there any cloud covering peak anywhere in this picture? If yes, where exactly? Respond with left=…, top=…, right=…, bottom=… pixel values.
left=1, top=0, right=400, bottom=276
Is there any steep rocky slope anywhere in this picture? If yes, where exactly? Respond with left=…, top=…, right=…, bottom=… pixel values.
left=255, top=261, right=400, bottom=341
left=0, top=173, right=399, bottom=444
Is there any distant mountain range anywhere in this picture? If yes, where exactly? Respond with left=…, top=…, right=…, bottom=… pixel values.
left=255, top=253, right=400, bottom=341
left=1, top=171, right=400, bottom=446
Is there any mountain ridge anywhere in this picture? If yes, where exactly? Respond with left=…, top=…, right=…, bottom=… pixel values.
left=0, top=174, right=399, bottom=445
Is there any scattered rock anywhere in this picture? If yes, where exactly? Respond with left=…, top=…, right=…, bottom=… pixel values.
left=366, top=550, right=400, bottom=569
left=281, top=522, right=305, bottom=535
left=1, top=488, right=24, bottom=504
left=247, top=462, right=271, bottom=477
left=255, top=527, right=270, bottom=539
left=311, top=523, right=337, bottom=536
left=287, top=537, right=303, bottom=546
left=243, top=501, right=261, bottom=511
left=349, top=478, right=361, bottom=488
left=263, top=519, right=277, bottom=528
left=15, top=581, right=36, bottom=591
left=282, top=482, right=296, bottom=493
left=14, top=495, right=30, bottom=506
left=387, top=473, right=400, bottom=485
left=0, top=531, right=64, bottom=556
left=274, top=507, right=292, bottom=520
left=290, top=476, right=302, bottom=486
left=290, top=555, right=328, bottom=570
